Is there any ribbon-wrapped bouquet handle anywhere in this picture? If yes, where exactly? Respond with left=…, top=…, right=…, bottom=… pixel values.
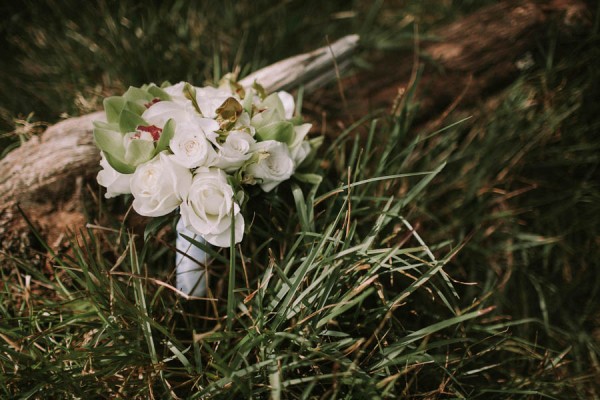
left=175, top=217, right=208, bottom=297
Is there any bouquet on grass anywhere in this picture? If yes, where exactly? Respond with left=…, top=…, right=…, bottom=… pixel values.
left=93, top=76, right=318, bottom=297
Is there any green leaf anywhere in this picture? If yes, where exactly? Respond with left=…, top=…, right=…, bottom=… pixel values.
left=294, top=85, right=304, bottom=117
left=256, top=121, right=295, bottom=144
left=129, top=238, right=159, bottom=366
left=252, top=81, right=267, bottom=100
left=165, top=341, right=193, bottom=374
left=292, top=183, right=311, bottom=233
left=371, top=307, right=495, bottom=370
left=316, top=288, right=374, bottom=328
left=103, top=96, right=126, bottom=124
left=119, top=109, right=147, bottom=133
left=184, top=82, right=202, bottom=115
left=293, top=173, right=323, bottom=185
left=154, top=119, right=175, bottom=155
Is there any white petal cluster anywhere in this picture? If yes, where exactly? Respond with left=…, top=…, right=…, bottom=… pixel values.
left=170, top=120, right=219, bottom=169
left=180, top=168, right=244, bottom=247
left=213, top=131, right=256, bottom=172
left=96, top=80, right=315, bottom=248
left=130, top=152, right=192, bottom=217
left=247, top=140, right=295, bottom=192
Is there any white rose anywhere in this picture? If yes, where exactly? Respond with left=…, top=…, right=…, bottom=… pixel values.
left=289, top=123, right=312, bottom=167
left=142, top=100, right=198, bottom=128
left=97, top=152, right=132, bottom=198
left=246, top=140, right=294, bottom=192
left=195, top=86, right=236, bottom=118
left=180, top=168, right=244, bottom=247
left=170, top=119, right=219, bottom=169
left=213, top=131, right=256, bottom=172
left=130, top=152, right=192, bottom=217
left=162, top=82, right=189, bottom=105
left=162, top=83, right=241, bottom=119
left=277, top=91, right=295, bottom=120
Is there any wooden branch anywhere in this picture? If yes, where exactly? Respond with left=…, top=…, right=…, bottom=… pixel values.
left=0, top=35, right=360, bottom=214
left=240, top=34, right=359, bottom=93
left=0, top=112, right=103, bottom=210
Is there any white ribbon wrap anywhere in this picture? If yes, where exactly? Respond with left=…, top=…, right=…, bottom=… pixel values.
left=175, top=218, right=208, bottom=297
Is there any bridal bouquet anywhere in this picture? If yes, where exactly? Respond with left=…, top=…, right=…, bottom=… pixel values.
left=94, top=77, right=316, bottom=296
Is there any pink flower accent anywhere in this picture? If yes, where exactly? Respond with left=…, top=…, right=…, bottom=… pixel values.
left=136, top=125, right=162, bottom=141
left=144, top=98, right=161, bottom=108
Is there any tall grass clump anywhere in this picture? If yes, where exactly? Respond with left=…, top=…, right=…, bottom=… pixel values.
left=0, top=88, right=505, bottom=397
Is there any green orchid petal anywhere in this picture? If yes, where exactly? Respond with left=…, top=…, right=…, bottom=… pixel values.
left=124, top=138, right=155, bottom=166
left=256, top=121, right=295, bottom=144
left=252, top=108, right=280, bottom=130
left=262, top=93, right=286, bottom=119
left=119, top=109, right=147, bottom=133
left=146, top=85, right=172, bottom=101
left=93, top=126, right=125, bottom=159
left=103, top=96, right=126, bottom=124
left=104, top=151, right=135, bottom=174
left=122, top=86, right=153, bottom=103
left=93, top=120, right=119, bottom=131
left=154, top=119, right=175, bottom=155
left=123, top=100, right=146, bottom=116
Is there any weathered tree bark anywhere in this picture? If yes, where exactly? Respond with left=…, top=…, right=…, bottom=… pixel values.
left=239, top=34, right=359, bottom=93
left=0, top=112, right=103, bottom=209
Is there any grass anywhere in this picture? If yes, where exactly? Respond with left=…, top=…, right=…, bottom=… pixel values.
left=1, top=1, right=600, bottom=398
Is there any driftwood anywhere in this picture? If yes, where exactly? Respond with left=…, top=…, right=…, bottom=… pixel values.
left=239, top=34, right=359, bottom=93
